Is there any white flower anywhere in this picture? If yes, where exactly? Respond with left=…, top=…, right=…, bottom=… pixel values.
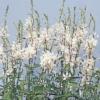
left=24, top=16, right=33, bottom=31
left=0, top=26, right=9, bottom=38
left=6, top=67, right=13, bottom=76
left=75, top=27, right=87, bottom=41
left=6, top=62, right=13, bottom=76
left=85, top=35, right=97, bottom=52
left=0, top=46, right=4, bottom=63
left=86, top=58, right=94, bottom=66
left=54, top=22, right=65, bottom=33
left=40, top=51, right=57, bottom=71
left=25, top=30, right=38, bottom=39
left=11, top=42, right=22, bottom=59
left=81, top=58, right=95, bottom=85
left=22, top=45, right=36, bottom=59
left=63, top=73, right=69, bottom=80
left=39, top=28, right=50, bottom=44
left=12, top=50, right=22, bottom=59
left=11, top=42, right=21, bottom=51
left=65, top=33, right=71, bottom=45
left=72, top=37, right=78, bottom=47
left=60, top=45, right=65, bottom=52
left=83, top=58, right=94, bottom=73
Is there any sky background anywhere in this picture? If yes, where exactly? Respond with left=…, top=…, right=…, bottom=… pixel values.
left=0, top=0, right=100, bottom=66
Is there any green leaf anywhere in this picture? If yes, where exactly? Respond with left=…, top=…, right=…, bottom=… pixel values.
left=34, top=85, right=44, bottom=94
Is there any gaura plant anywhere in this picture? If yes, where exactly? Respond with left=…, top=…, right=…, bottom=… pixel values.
left=0, top=0, right=100, bottom=100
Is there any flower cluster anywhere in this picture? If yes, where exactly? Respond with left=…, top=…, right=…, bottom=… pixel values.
left=40, top=51, right=57, bottom=72
left=0, top=19, right=98, bottom=77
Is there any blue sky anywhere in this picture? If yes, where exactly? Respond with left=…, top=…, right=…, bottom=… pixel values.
left=0, top=0, right=99, bottom=34
left=0, top=0, right=100, bottom=66
left=0, top=0, right=100, bottom=33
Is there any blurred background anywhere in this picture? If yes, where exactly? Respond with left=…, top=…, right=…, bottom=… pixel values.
left=0, top=0, right=100, bottom=66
